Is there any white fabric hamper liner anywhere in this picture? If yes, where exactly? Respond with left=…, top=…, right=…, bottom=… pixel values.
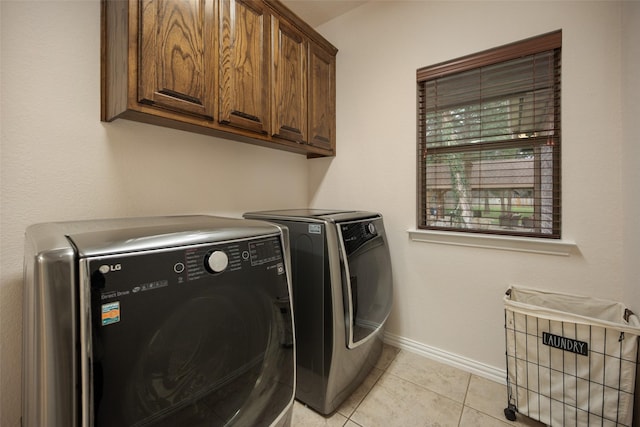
left=504, top=286, right=640, bottom=427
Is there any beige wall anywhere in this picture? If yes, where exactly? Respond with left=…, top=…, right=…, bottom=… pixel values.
left=311, top=0, right=638, bottom=371
left=0, top=1, right=309, bottom=424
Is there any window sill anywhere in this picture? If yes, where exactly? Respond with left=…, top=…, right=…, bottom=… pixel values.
left=407, top=229, right=577, bottom=256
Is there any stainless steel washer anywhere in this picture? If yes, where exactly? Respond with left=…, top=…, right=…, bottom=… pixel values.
left=22, top=215, right=295, bottom=427
left=244, top=209, right=393, bottom=414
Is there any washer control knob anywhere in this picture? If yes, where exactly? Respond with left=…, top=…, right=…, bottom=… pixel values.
left=367, top=223, right=377, bottom=235
left=206, top=251, right=229, bottom=273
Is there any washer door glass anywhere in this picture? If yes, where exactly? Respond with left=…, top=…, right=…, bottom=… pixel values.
left=84, top=235, right=294, bottom=426
left=338, top=218, right=393, bottom=348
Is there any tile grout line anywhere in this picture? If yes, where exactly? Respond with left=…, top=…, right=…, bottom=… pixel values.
left=343, top=373, right=383, bottom=427
left=457, top=373, right=473, bottom=427
left=344, top=347, right=402, bottom=427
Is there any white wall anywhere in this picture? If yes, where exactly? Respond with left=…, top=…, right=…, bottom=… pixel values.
left=311, top=1, right=637, bottom=373
left=0, top=1, right=309, bottom=425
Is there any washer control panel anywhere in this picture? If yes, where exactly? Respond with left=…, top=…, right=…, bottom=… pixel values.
left=88, top=233, right=288, bottom=334
left=182, top=235, right=283, bottom=279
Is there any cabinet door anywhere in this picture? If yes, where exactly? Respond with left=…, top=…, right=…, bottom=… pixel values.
left=138, top=0, right=216, bottom=119
left=271, top=17, right=307, bottom=144
left=308, top=44, right=335, bottom=152
left=219, top=0, right=270, bottom=134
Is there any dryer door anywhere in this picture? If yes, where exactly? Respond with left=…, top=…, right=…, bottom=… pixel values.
left=338, top=217, right=393, bottom=348
left=79, top=234, right=294, bottom=427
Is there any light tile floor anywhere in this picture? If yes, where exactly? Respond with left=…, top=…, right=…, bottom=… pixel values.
left=292, top=345, right=546, bottom=427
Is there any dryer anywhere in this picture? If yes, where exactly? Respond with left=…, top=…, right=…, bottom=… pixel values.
left=243, top=209, right=393, bottom=414
left=22, top=215, right=295, bottom=427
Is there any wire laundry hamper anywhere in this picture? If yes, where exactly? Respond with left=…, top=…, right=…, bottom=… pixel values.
left=504, top=286, right=640, bottom=426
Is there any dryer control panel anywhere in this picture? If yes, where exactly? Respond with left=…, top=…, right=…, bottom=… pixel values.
left=339, top=217, right=381, bottom=256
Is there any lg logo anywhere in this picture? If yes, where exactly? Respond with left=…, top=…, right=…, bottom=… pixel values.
left=99, top=264, right=122, bottom=274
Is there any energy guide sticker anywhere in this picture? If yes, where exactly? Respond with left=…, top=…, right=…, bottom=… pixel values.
left=102, top=301, right=121, bottom=326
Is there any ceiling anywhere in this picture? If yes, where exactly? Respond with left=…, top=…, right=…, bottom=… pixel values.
left=281, top=0, right=367, bottom=28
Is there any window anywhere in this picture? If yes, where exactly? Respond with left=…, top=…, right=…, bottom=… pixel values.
left=417, top=31, right=561, bottom=239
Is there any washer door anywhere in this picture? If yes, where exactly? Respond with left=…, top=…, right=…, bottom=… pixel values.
left=338, top=217, right=393, bottom=348
left=81, top=235, right=294, bottom=427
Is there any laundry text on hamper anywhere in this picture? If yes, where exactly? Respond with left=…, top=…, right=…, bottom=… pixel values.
left=542, top=332, right=589, bottom=356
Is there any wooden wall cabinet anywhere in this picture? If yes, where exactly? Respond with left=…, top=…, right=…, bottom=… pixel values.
left=137, top=0, right=216, bottom=119
left=308, top=43, right=335, bottom=151
left=271, top=15, right=307, bottom=144
left=102, top=0, right=337, bottom=158
left=219, top=0, right=271, bottom=134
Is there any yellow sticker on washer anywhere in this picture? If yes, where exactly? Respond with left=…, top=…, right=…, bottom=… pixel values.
left=102, top=301, right=120, bottom=326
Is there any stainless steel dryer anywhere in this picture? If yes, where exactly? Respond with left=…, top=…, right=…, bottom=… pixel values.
left=243, top=209, right=393, bottom=414
left=22, top=215, right=295, bottom=427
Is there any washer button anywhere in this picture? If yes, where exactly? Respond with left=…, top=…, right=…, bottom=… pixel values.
left=174, top=262, right=185, bottom=274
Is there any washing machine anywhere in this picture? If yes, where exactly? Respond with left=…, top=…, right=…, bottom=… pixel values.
left=243, top=209, right=393, bottom=414
left=22, top=215, right=295, bottom=427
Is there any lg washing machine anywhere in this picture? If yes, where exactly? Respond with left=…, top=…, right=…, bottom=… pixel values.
left=244, top=209, right=393, bottom=415
left=22, top=215, right=295, bottom=427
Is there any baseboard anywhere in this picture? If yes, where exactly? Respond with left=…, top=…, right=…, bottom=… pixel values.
left=383, top=331, right=507, bottom=385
